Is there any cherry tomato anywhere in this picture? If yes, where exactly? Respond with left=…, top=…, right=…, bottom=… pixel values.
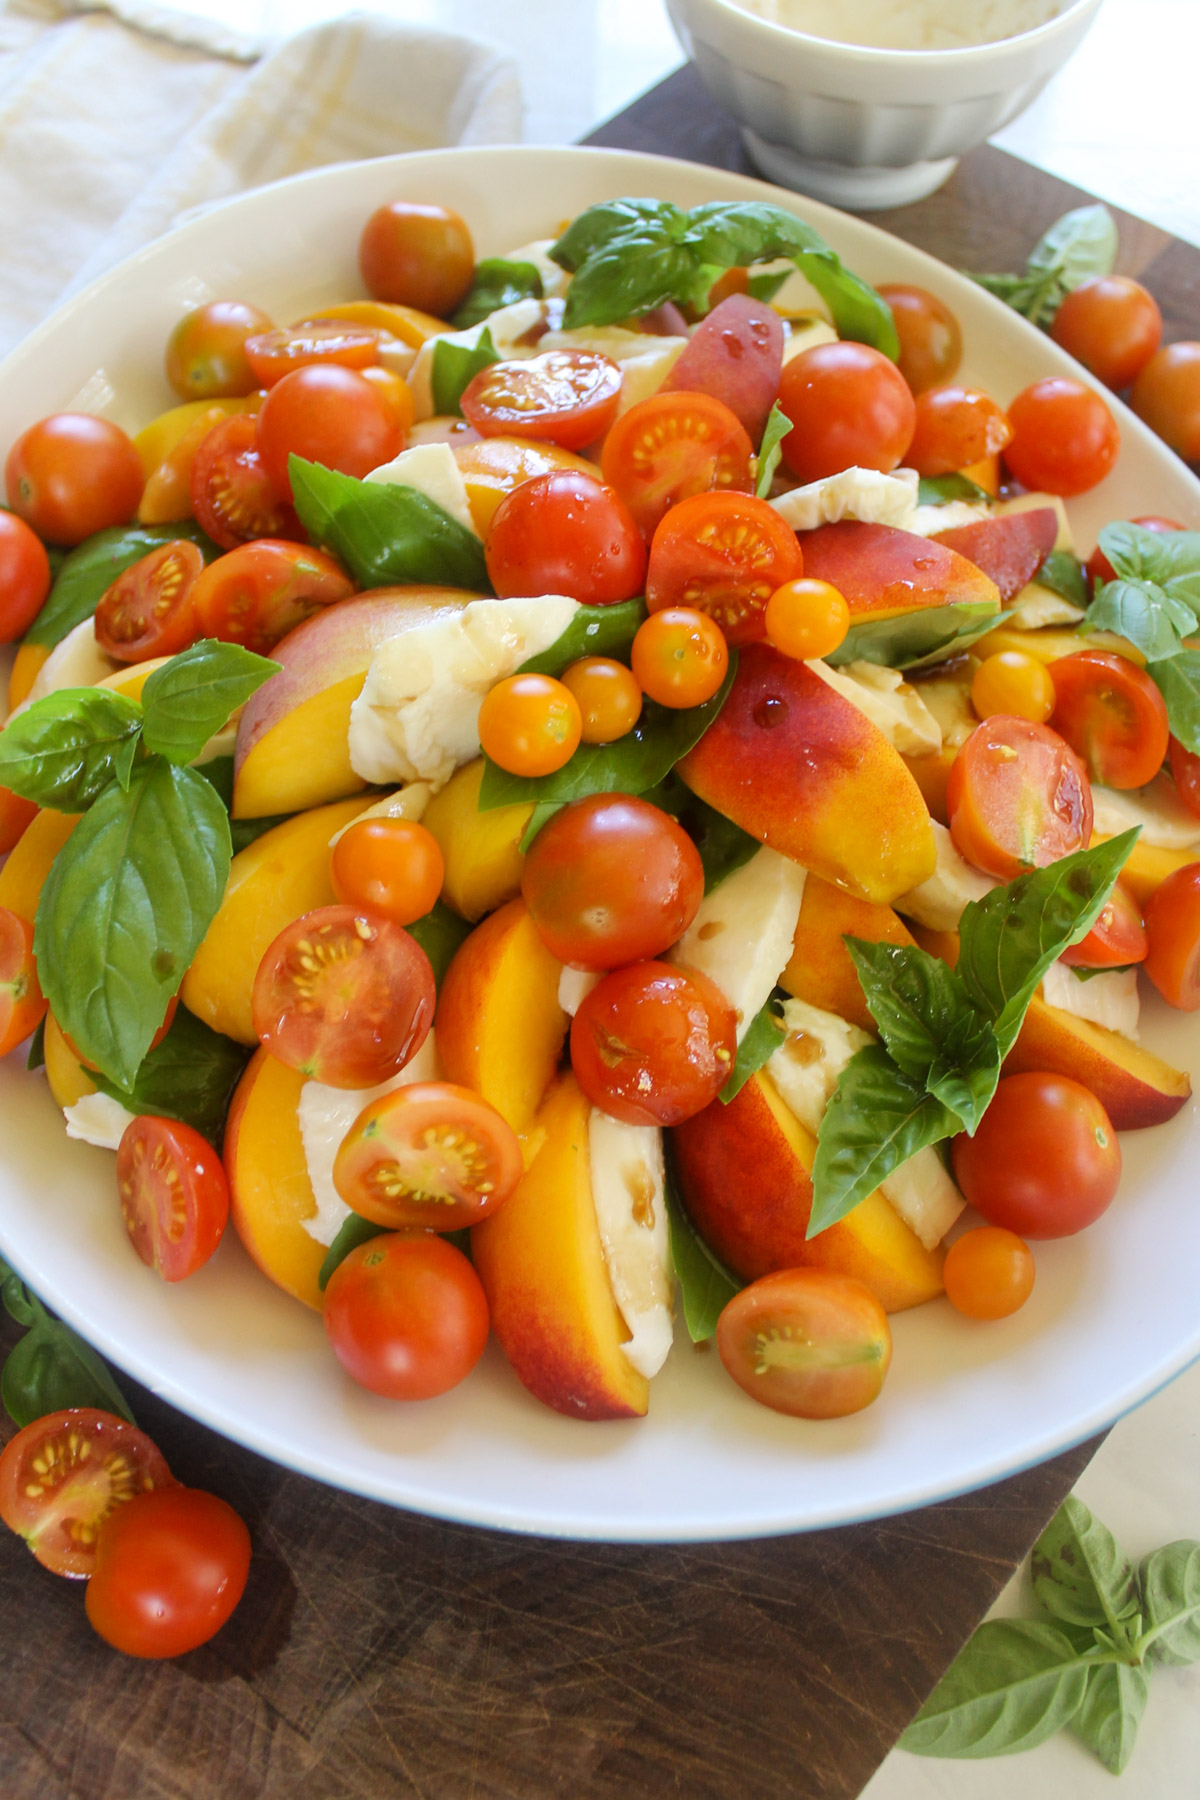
left=190, top=539, right=353, bottom=654
left=778, top=343, right=916, bottom=485
left=255, top=364, right=403, bottom=500
left=330, top=817, right=445, bottom=924
left=599, top=391, right=754, bottom=541
left=646, top=491, right=803, bottom=647
left=85, top=1486, right=250, bottom=1658
left=251, top=904, right=435, bottom=1088
left=904, top=384, right=1012, bottom=478
left=570, top=960, right=736, bottom=1126
left=116, top=1115, right=229, bottom=1282
left=631, top=607, right=729, bottom=708
left=0, top=511, right=51, bottom=641
left=0, top=788, right=37, bottom=855
left=189, top=415, right=301, bottom=551
left=0, top=908, right=45, bottom=1057
left=1060, top=879, right=1147, bottom=969
left=877, top=283, right=963, bottom=395
left=165, top=300, right=273, bottom=401
left=943, top=1227, right=1035, bottom=1320
left=477, top=672, right=582, bottom=776
left=324, top=1232, right=489, bottom=1400
left=462, top=351, right=623, bottom=452
left=522, top=794, right=704, bottom=969
left=333, top=1081, right=523, bottom=1230
left=1050, top=649, right=1169, bottom=790
left=1143, top=863, right=1200, bottom=1009
left=358, top=202, right=475, bottom=317
left=662, top=293, right=784, bottom=442
left=1003, top=378, right=1120, bottom=496
left=485, top=470, right=646, bottom=606
left=716, top=1268, right=892, bottom=1418
left=1169, top=735, right=1200, bottom=820
left=560, top=656, right=643, bottom=743
left=243, top=322, right=378, bottom=389
left=947, top=716, right=1092, bottom=879
left=358, top=364, right=417, bottom=436
left=0, top=1408, right=172, bottom=1577
left=764, top=577, right=850, bottom=661
left=5, top=414, right=144, bottom=546
left=1131, top=342, right=1200, bottom=461
left=93, top=539, right=204, bottom=661
left=1050, top=276, right=1162, bottom=390
left=952, top=1072, right=1121, bottom=1238
left=137, top=401, right=259, bottom=528
left=971, top=650, right=1056, bottom=724
left=1086, top=515, right=1183, bottom=589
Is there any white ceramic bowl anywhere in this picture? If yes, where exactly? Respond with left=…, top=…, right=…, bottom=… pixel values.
left=1, top=144, right=1199, bottom=1543
left=666, top=0, right=1104, bottom=209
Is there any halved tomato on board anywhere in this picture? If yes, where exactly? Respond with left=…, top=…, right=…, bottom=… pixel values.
left=0, top=907, right=46, bottom=1057
left=191, top=539, right=354, bottom=654
left=1050, top=650, right=1169, bottom=791
left=461, top=350, right=622, bottom=451
left=116, top=1115, right=230, bottom=1282
left=93, top=539, right=204, bottom=661
left=0, top=1408, right=173, bottom=1577
left=947, top=715, right=1093, bottom=879
left=600, top=392, right=754, bottom=540
left=646, top=491, right=802, bottom=646
left=333, top=1081, right=523, bottom=1230
left=189, top=415, right=302, bottom=551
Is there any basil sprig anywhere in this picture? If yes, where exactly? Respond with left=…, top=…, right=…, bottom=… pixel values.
left=517, top=597, right=646, bottom=675
left=967, top=203, right=1117, bottom=329
left=1083, top=523, right=1200, bottom=750
left=451, top=261, right=543, bottom=330
left=916, top=472, right=994, bottom=507
left=0, top=688, right=143, bottom=809
left=0, top=1255, right=135, bottom=1428
left=1036, top=548, right=1089, bottom=608
left=431, top=325, right=500, bottom=417
left=810, top=831, right=1138, bottom=1236
left=289, top=456, right=489, bottom=593
left=22, top=520, right=219, bottom=651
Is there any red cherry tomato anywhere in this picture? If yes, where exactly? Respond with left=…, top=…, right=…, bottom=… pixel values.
left=1131, top=342, right=1200, bottom=461
left=1003, top=378, right=1120, bottom=496
left=189, top=415, right=302, bottom=551
left=1050, top=276, right=1163, bottom=390
left=323, top=1233, right=489, bottom=1400
left=251, top=904, right=435, bottom=1088
left=877, top=284, right=963, bottom=394
left=570, top=960, right=736, bottom=1126
left=0, top=511, right=51, bottom=641
left=0, top=907, right=46, bottom=1057
left=1060, top=879, right=1147, bottom=969
left=1086, top=515, right=1183, bottom=589
left=1143, top=863, right=1200, bottom=1009
left=599, top=391, right=754, bottom=540
left=1049, top=650, right=1169, bottom=791
left=165, top=300, right=273, bottom=401
left=484, top=470, right=646, bottom=606
left=93, top=539, right=204, bottom=661
left=947, top=716, right=1093, bottom=879
left=943, top=1228, right=1035, bottom=1321
left=1169, top=736, right=1200, bottom=821
left=190, top=539, right=353, bottom=654
left=332, top=1081, right=523, bottom=1230
left=904, top=384, right=1012, bottom=478
left=255, top=363, right=403, bottom=500
left=521, top=793, right=704, bottom=969
left=5, top=414, right=144, bottom=546
left=716, top=1269, right=892, bottom=1418
left=646, top=491, right=803, bottom=647
left=330, top=817, right=445, bottom=925
left=952, top=1072, right=1121, bottom=1238
left=243, top=322, right=378, bottom=388
left=116, top=1115, right=229, bottom=1282
left=461, top=351, right=623, bottom=451
left=358, top=202, right=475, bottom=316
left=85, top=1486, right=250, bottom=1658
left=662, top=293, right=784, bottom=442
left=778, top=342, right=916, bottom=485
left=0, top=1408, right=173, bottom=1577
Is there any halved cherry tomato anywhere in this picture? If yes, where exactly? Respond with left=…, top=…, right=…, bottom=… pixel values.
left=764, top=577, right=850, bottom=661
left=600, top=392, right=754, bottom=540
left=330, top=818, right=445, bottom=925
left=943, top=1228, right=1035, bottom=1320
left=255, top=364, right=403, bottom=501
left=1086, top=515, right=1183, bottom=590
left=1169, top=736, right=1200, bottom=821
left=190, top=539, right=353, bottom=654
left=485, top=469, right=646, bottom=606
left=0, top=789, right=37, bottom=856
left=1060, top=879, right=1147, bottom=968
left=6, top=414, right=144, bottom=546
left=243, top=322, right=378, bottom=388
left=778, top=342, right=916, bottom=485
left=0, top=510, right=51, bottom=641
left=477, top=672, right=582, bottom=776
left=116, top=1115, right=229, bottom=1282
left=631, top=607, right=729, bottom=707
left=947, top=716, right=1093, bottom=879
left=662, top=294, right=784, bottom=442
left=0, top=1408, right=173, bottom=1577
left=1050, top=276, right=1162, bottom=391
left=1050, top=649, right=1169, bottom=790
left=522, top=794, right=704, bottom=969
left=1003, top=378, right=1120, bottom=496
left=0, top=908, right=46, bottom=1057
left=877, top=284, right=962, bottom=395
left=251, top=904, right=435, bottom=1088
left=904, top=384, right=1012, bottom=478
left=952, top=1072, right=1121, bottom=1238
left=716, top=1269, right=892, bottom=1419
left=93, top=539, right=204, bottom=661
left=165, top=300, right=273, bottom=401
left=1143, top=863, right=1200, bottom=1009
left=137, top=402, right=256, bottom=527
left=189, top=415, right=302, bottom=550
left=571, top=960, right=736, bottom=1126
left=971, top=650, right=1056, bottom=724
left=85, top=1485, right=250, bottom=1658
left=323, top=1233, right=489, bottom=1401
left=461, top=351, right=622, bottom=451
left=358, top=202, right=475, bottom=316
left=333, top=1081, right=523, bottom=1230
left=560, top=656, right=643, bottom=743
left=1131, top=341, right=1200, bottom=461
left=646, top=491, right=803, bottom=647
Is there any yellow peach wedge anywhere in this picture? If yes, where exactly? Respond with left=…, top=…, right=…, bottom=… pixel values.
left=223, top=1048, right=325, bottom=1311
left=421, top=758, right=533, bottom=922
left=781, top=874, right=915, bottom=1033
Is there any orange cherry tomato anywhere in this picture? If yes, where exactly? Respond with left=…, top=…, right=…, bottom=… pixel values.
left=0, top=1408, right=173, bottom=1577
left=243, top=322, right=378, bottom=389
left=947, top=716, right=1092, bottom=879
left=952, top=1073, right=1120, bottom=1239
left=330, top=817, right=445, bottom=925
left=646, top=491, right=803, bottom=647
left=716, top=1269, right=892, bottom=1419
left=570, top=960, right=736, bottom=1125
left=877, top=283, right=963, bottom=395
left=560, top=655, right=643, bottom=743
left=1003, top=377, right=1120, bottom=496
left=0, top=908, right=46, bottom=1057
left=477, top=672, right=582, bottom=777
left=461, top=351, right=623, bottom=452
left=971, top=650, right=1056, bottom=724
left=1131, top=341, right=1200, bottom=461
left=6, top=414, right=144, bottom=546
left=189, top=415, right=302, bottom=551
left=1143, top=863, right=1200, bottom=1009
left=1049, top=649, right=1169, bottom=790
left=1050, top=276, right=1162, bottom=391
left=0, top=510, right=51, bottom=641
left=332, top=1081, right=523, bottom=1230
left=943, top=1228, right=1035, bottom=1320
left=93, top=539, right=204, bottom=662
left=85, top=1485, right=250, bottom=1658
left=1086, top=515, right=1183, bottom=590
left=323, top=1233, right=489, bottom=1401
left=116, top=1115, right=229, bottom=1283
left=165, top=300, right=273, bottom=401
left=255, top=363, right=403, bottom=501
left=600, top=391, right=755, bottom=540
left=190, top=539, right=353, bottom=654
left=631, top=607, right=729, bottom=708
left=358, top=202, right=475, bottom=317
left=764, top=577, right=850, bottom=661
left=778, top=342, right=916, bottom=484
left=904, top=384, right=1012, bottom=478
left=1060, top=879, right=1147, bottom=969
left=1169, top=735, right=1200, bottom=821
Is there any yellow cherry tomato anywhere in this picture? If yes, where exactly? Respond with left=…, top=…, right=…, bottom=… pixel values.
left=477, top=673, right=582, bottom=777
left=631, top=608, right=728, bottom=709
left=764, top=578, right=850, bottom=661
left=330, top=818, right=445, bottom=926
left=971, top=650, right=1056, bottom=724
left=943, top=1227, right=1035, bottom=1320
left=561, top=656, right=643, bottom=744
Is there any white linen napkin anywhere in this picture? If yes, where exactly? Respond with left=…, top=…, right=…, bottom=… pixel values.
left=0, top=0, right=522, bottom=356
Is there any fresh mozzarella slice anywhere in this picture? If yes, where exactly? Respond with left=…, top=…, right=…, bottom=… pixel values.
left=17, top=618, right=120, bottom=718
left=503, top=238, right=572, bottom=299
left=879, top=1148, right=964, bottom=1250
left=895, top=821, right=998, bottom=932
left=771, top=465, right=918, bottom=533
left=780, top=316, right=840, bottom=363
left=588, top=1109, right=674, bottom=1378
left=809, top=658, right=942, bottom=757
left=910, top=670, right=977, bottom=749
left=1092, top=776, right=1200, bottom=851
left=668, top=847, right=806, bottom=1042
left=1004, top=580, right=1085, bottom=629
left=767, top=998, right=870, bottom=1133
left=1042, top=962, right=1141, bottom=1041
left=327, top=783, right=432, bottom=848
left=63, top=1091, right=137, bottom=1151
left=365, top=441, right=478, bottom=537
left=907, top=499, right=992, bottom=537
left=558, top=967, right=601, bottom=1017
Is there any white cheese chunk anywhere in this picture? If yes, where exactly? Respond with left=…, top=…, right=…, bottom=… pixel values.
left=63, top=1091, right=137, bottom=1152
left=879, top=1149, right=965, bottom=1250
left=809, top=658, right=942, bottom=757
left=771, top=465, right=919, bottom=533
left=348, top=594, right=579, bottom=791
left=907, top=499, right=992, bottom=537
left=504, top=238, right=572, bottom=299
left=1092, top=776, right=1200, bottom=851
left=365, top=441, right=478, bottom=537
left=406, top=298, right=550, bottom=418
left=558, top=967, right=601, bottom=1017
left=588, top=1110, right=674, bottom=1379
left=910, top=672, right=977, bottom=749
left=895, top=821, right=998, bottom=932
left=1042, top=962, right=1141, bottom=1041
left=297, top=1031, right=441, bottom=1247
left=1005, top=580, right=1085, bottom=630
left=16, top=618, right=120, bottom=719
left=668, top=847, right=806, bottom=1042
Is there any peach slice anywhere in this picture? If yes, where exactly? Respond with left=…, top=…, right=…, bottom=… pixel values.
left=973, top=624, right=1143, bottom=668
left=471, top=1073, right=649, bottom=1420
left=781, top=873, right=915, bottom=1032
left=798, top=521, right=1001, bottom=620
left=8, top=643, right=50, bottom=712
left=44, top=1013, right=96, bottom=1110
left=932, top=508, right=1058, bottom=604
left=677, top=644, right=936, bottom=903
left=224, top=1048, right=326, bottom=1310
left=421, top=757, right=533, bottom=922
left=1095, top=837, right=1198, bottom=908
left=0, top=807, right=78, bottom=922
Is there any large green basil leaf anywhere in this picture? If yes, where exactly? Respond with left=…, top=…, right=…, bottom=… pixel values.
left=91, top=1003, right=252, bottom=1148
left=451, top=260, right=543, bottom=330
left=1099, top=521, right=1200, bottom=605
left=1149, top=651, right=1200, bottom=755
left=551, top=199, right=684, bottom=273
left=1071, top=1661, right=1149, bottom=1775
left=1026, top=203, right=1118, bottom=292
left=406, top=899, right=473, bottom=988
left=663, top=1150, right=741, bottom=1342
left=0, top=1264, right=134, bottom=1428
left=1031, top=1496, right=1141, bottom=1632
left=23, top=520, right=219, bottom=650
left=810, top=1044, right=958, bottom=1236
left=517, top=597, right=646, bottom=676
left=719, top=992, right=786, bottom=1103
left=898, top=1620, right=1089, bottom=1758
left=827, top=599, right=999, bottom=671
left=0, top=687, right=143, bottom=810
left=1085, top=578, right=1196, bottom=660
left=140, top=639, right=279, bottom=766
left=431, top=325, right=500, bottom=417
left=1140, top=1541, right=1200, bottom=1665
left=289, top=457, right=489, bottom=593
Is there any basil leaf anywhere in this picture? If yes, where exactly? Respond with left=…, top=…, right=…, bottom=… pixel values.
left=916, top=472, right=993, bottom=506
left=551, top=199, right=684, bottom=272
left=517, top=597, right=647, bottom=676
left=810, top=1044, right=958, bottom=1236
left=898, top=1620, right=1089, bottom=1758
left=318, top=1213, right=387, bottom=1291
left=719, top=993, right=786, bottom=1103
left=1140, top=1541, right=1200, bottom=1665
left=289, top=457, right=489, bottom=593
left=431, top=325, right=500, bottom=417
left=682, top=796, right=759, bottom=894
left=1071, top=1660, right=1149, bottom=1775
left=90, top=1003, right=251, bottom=1148
left=35, top=758, right=232, bottom=1088
left=755, top=403, right=792, bottom=499
left=406, top=899, right=473, bottom=989
left=563, top=233, right=705, bottom=329
left=1149, top=651, right=1200, bottom=755
left=663, top=1149, right=741, bottom=1341
left=1101, top=521, right=1200, bottom=597
left=1085, top=577, right=1196, bottom=660
left=1031, top=1496, right=1141, bottom=1633
left=827, top=599, right=999, bottom=671
left=0, top=687, right=143, bottom=810
left=0, top=1256, right=36, bottom=1326
left=745, top=269, right=790, bottom=304
left=1037, top=549, right=1089, bottom=608
left=140, top=638, right=279, bottom=766
left=25, top=1016, right=45, bottom=1071
left=1027, top=203, right=1118, bottom=292
left=23, top=520, right=219, bottom=650
left=451, top=260, right=543, bottom=330
left=0, top=1286, right=134, bottom=1428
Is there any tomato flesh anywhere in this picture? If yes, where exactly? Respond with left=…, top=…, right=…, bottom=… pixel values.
left=191, top=539, right=353, bottom=654
left=570, top=960, right=736, bottom=1127
left=1170, top=735, right=1200, bottom=822
left=94, top=539, right=204, bottom=661
left=190, top=415, right=302, bottom=551
left=952, top=1072, right=1121, bottom=1238
left=323, top=1233, right=489, bottom=1400
left=1049, top=649, right=1169, bottom=791
left=646, top=491, right=803, bottom=647
left=1143, top=863, right=1200, bottom=1010
left=485, top=469, right=646, bottom=607
left=243, top=322, right=378, bottom=388
left=0, top=907, right=46, bottom=1057
left=333, top=1081, right=523, bottom=1230
left=1060, top=879, right=1147, bottom=969
left=462, top=351, right=623, bottom=451
left=947, top=716, right=1093, bottom=879
left=85, top=1485, right=250, bottom=1658
left=716, top=1269, right=892, bottom=1419
left=116, top=1115, right=229, bottom=1282
left=600, top=391, right=754, bottom=541
left=0, top=1408, right=173, bottom=1578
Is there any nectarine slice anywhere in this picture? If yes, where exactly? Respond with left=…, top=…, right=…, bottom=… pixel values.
left=223, top=1048, right=326, bottom=1310
left=421, top=758, right=533, bottom=922
left=0, top=808, right=78, bottom=922
left=781, top=874, right=915, bottom=1032
left=44, top=1014, right=97, bottom=1111
left=799, top=521, right=1000, bottom=621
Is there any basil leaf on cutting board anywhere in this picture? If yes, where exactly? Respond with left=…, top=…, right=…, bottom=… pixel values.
left=1070, top=1660, right=1150, bottom=1775
left=1139, top=1541, right=1200, bottom=1665
left=23, top=519, right=219, bottom=651
left=289, top=457, right=489, bottom=593
left=451, top=261, right=543, bottom=330
left=0, top=687, right=143, bottom=810
left=967, top=203, right=1117, bottom=330
left=1031, top=1493, right=1141, bottom=1632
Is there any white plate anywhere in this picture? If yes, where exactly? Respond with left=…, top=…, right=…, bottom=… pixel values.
left=2, top=146, right=1199, bottom=1543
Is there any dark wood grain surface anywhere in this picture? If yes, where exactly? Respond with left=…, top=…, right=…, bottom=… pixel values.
left=3, top=60, right=1196, bottom=1800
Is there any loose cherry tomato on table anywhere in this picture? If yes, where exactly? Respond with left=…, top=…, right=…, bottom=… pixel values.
left=903, top=384, right=1012, bottom=478
left=324, top=1232, right=489, bottom=1401
left=599, top=391, right=754, bottom=540
left=5, top=414, right=144, bottom=545
left=462, top=351, right=623, bottom=451
left=971, top=650, right=1056, bottom=724
left=243, top=322, right=378, bottom=389
left=1143, top=863, right=1200, bottom=1009
left=251, top=904, right=435, bottom=1088
left=0, top=511, right=51, bottom=640
left=85, top=1485, right=250, bottom=1658
left=255, top=364, right=403, bottom=500
left=631, top=607, right=729, bottom=707
left=116, top=1115, right=229, bottom=1282
left=570, top=960, right=736, bottom=1126
left=560, top=655, right=643, bottom=743
left=1086, top=515, right=1183, bottom=589
left=1050, top=275, right=1162, bottom=390
left=947, top=716, right=1093, bottom=879
left=484, top=470, right=646, bottom=606
left=333, top=1081, right=523, bottom=1230
left=165, top=300, right=274, bottom=401
left=646, top=491, right=803, bottom=646
left=0, top=908, right=46, bottom=1057
left=190, top=414, right=302, bottom=550
left=764, top=577, right=850, bottom=661
left=1131, top=341, right=1200, bottom=461
left=952, top=1072, right=1121, bottom=1239
left=1003, top=377, right=1120, bottom=496
left=93, top=538, right=205, bottom=661
left=1060, top=879, right=1147, bottom=969
left=190, top=539, right=353, bottom=654
left=877, top=283, right=962, bottom=394
left=778, top=342, right=916, bottom=485
left=1170, top=736, right=1200, bottom=821
left=716, top=1269, right=892, bottom=1418
left=943, top=1228, right=1035, bottom=1320
left=358, top=201, right=475, bottom=317
left=331, top=817, right=445, bottom=924
left=662, top=293, right=784, bottom=442
left=0, top=1408, right=173, bottom=1577
left=477, top=672, right=582, bottom=776
left=1049, top=649, right=1169, bottom=790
